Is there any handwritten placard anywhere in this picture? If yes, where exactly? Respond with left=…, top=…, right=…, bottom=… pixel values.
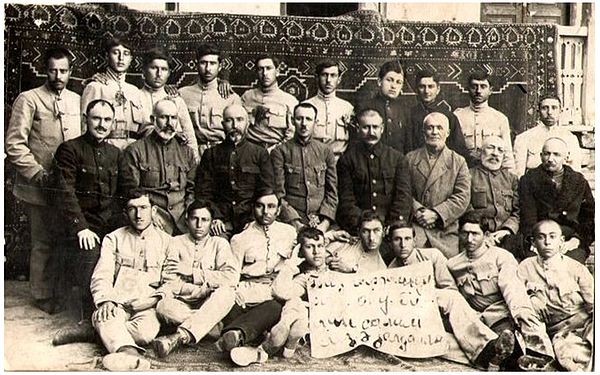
left=308, top=261, right=448, bottom=358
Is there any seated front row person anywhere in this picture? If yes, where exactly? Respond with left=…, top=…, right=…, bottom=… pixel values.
left=90, top=189, right=170, bottom=370
left=151, top=199, right=239, bottom=358
left=517, top=220, right=594, bottom=371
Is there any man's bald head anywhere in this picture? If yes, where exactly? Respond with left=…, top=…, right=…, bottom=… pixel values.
left=222, top=104, right=249, bottom=144
left=423, top=112, right=449, bottom=150
left=541, top=137, right=568, bottom=173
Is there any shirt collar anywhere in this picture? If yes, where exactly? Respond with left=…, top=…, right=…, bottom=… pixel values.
left=469, top=101, right=489, bottom=112
left=466, top=243, right=489, bottom=260
left=143, top=83, right=166, bottom=94
left=197, top=79, right=218, bottom=91
left=260, top=83, right=279, bottom=94
left=359, top=140, right=384, bottom=157
left=317, top=90, right=336, bottom=100
left=105, top=68, right=126, bottom=83
left=537, top=253, right=563, bottom=269
left=127, top=224, right=155, bottom=237
left=294, top=134, right=312, bottom=146
left=83, top=131, right=107, bottom=147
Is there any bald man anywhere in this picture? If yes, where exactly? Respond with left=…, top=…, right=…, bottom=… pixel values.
left=469, top=136, right=521, bottom=257
left=195, top=104, right=274, bottom=237
left=120, top=99, right=197, bottom=234
left=405, top=112, right=471, bottom=258
left=519, top=138, right=594, bottom=264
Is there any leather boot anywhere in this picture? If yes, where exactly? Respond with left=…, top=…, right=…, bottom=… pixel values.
left=52, top=320, right=95, bottom=346
left=152, top=330, right=189, bottom=358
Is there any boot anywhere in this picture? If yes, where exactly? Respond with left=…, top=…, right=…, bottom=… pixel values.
left=214, top=329, right=244, bottom=353
left=488, top=330, right=515, bottom=371
left=52, top=320, right=95, bottom=346
left=230, top=345, right=269, bottom=367
left=152, top=329, right=190, bottom=358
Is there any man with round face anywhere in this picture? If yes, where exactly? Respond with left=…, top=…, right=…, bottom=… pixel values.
left=271, top=103, right=338, bottom=234
left=405, top=112, right=471, bottom=258
left=513, top=96, right=582, bottom=177
left=139, top=48, right=199, bottom=161
left=304, top=60, right=354, bottom=159
left=120, top=99, right=197, bottom=235
left=454, top=72, right=515, bottom=171
left=242, top=55, right=299, bottom=150
left=81, top=37, right=145, bottom=150
left=518, top=137, right=594, bottom=264
left=179, top=43, right=241, bottom=156
left=151, top=200, right=238, bottom=358
left=447, top=212, right=556, bottom=370
left=469, top=136, right=521, bottom=257
left=214, top=190, right=297, bottom=354
left=336, top=108, right=412, bottom=262
left=195, top=104, right=275, bottom=238
left=89, top=189, right=172, bottom=370
left=517, top=220, right=594, bottom=371
left=6, top=46, right=82, bottom=314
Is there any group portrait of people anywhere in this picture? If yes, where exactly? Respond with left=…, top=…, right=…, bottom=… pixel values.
left=5, top=35, right=594, bottom=372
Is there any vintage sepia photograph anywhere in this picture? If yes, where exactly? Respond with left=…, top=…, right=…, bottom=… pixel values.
left=3, top=1, right=595, bottom=371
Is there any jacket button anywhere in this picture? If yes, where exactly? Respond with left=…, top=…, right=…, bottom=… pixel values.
left=372, top=192, right=377, bottom=197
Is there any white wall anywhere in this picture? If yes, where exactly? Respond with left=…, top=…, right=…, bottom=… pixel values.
left=385, top=3, right=481, bottom=23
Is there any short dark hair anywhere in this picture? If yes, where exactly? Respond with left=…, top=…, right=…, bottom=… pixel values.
left=103, top=37, right=133, bottom=54
left=253, top=187, right=281, bottom=206
left=356, top=107, right=384, bottom=125
left=255, top=54, right=280, bottom=69
left=298, top=227, right=324, bottom=245
left=378, top=60, right=404, bottom=79
left=126, top=188, right=151, bottom=203
left=467, top=71, right=490, bottom=85
left=186, top=199, right=214, bottom=218
left=142, top=47, right=173, bottom=69
left=196, top=43, right=221, bottom=61
left=532, top=219, right=562, bottom=237
left=315, top=60, right=340, bottom=76
left=388, top=219, right=415, bottom=239
left=44, top=47, right=72, bottom=69
left=294, top=102, right=318, bottom=118
left=458, top=211, right=487, bottom=232
left=358, top=210, right=384, bottom=229
left=415, top=69, right=440, bottom=86
left=538, top=94, right=562, bottom=108
left=85, top=99, right=115, bottom=116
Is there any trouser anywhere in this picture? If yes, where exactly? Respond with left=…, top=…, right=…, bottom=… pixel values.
left=221, top=300, right=283, bottom=345
left=548, top=311, right=593, bottom=371
left=92, top=306, right=160, bottom=353
left=156, top=288, right=236, bottom=343
left=262, top=299, right=309, bottom=354
left=79, top=246, right=101, bottom=320
left=27, top=203, right=64, bottom=300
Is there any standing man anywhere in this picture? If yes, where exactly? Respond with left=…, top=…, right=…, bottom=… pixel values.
left=513, top=95, right=582, bottom=177
left=196, top=104, right=274, bottom=237
left=140, top=47, right=199, bottom=161
left=517, top=220, right=594, bottom=371
left=519, top=138, right=594, bottom=264
left=179, top=43, right=241, bottom=156
left=120, top=99, right=197, bottom=235
left=242, top=54, right=298, bottom=151
left=304, top=60, right=354, bottom=159
left=336, top=108, right=412, bottom=248
left=90, top=189, right=170, bottom=370
left=5, top=46, right=82, bottom=314
left=469, top=136, right=521, bottom=258
left=404, top=69, right=472, bottom=164
left=271, top=103, right=338, bottom=234
left=356, top=60, right=405, bottom=152
left=405, top=112, right=471, bottom=258
left=52, top=99, right=123, bottom=345
left=454, top=72, right=515, bottom=171
left=81, top=37, right=145, bottom=150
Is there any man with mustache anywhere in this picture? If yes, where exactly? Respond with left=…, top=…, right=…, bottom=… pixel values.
left=469, top=136, right=521, bottom=258
left=271, top=103, right=337, bottom=234
left=336, top=107, right=412, bottom=263
left=513, top=96, right=582, bottom=177
left=303, top=60, right=354, bottom=159
left=242, top=54, right=298, bottom=151
left=195, top=104, right=274, bottom=238
left=139, top=47, right=199, bottom=162
left=6, top=46, right=82, bottom=314
left=81, top=37, right=145, bottom=150
left=120, top=99, right=197, bottom=235
left=405, top=112, right=471, bottom=258
left=52, top=99, right=123, bottom=345
left=454, top=72, right=515, bottom=171
left=519, top=137, right=594, bottom=264
left=179, top=43, right=241, bottom=157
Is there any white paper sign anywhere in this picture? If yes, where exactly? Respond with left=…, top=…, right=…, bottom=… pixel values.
left=308, top=261, right=448, bottom=358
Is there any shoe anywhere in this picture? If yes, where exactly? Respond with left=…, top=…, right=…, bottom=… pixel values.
left=230, top=346, right=268, bottom=367
left=206, top=321, right=224, bottom=340
left=102, top=352, right=151, bottom=371
left=52, top=320, right=95, bottom=346
left=214, top=330, right=244, bottom=352
left=488, top=330, right=515, bottom=371
left=34, top=298, right=57, bottom=314
left=282, top=347, right=296, bottom=358
left=152, top=331, right=188, bottom=358
left=518, top=355, right=554, bottom=371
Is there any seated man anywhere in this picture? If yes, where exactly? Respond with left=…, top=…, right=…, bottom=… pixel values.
left=519, top=137, right=594, bottom=264
left=405, top=112, right=471, bottom=258
left=387, top=220, right=516, bottom=371
left=214, top=189, right=297, bottom=354
left=517, top=220, right=593, bottom=371
left=151, top=200, right=239, bottom=358
left=469, top=136, right=521, bottom=258
left=447, top=212, right=555, bottom=370
left=90, top=189, right=171, bottom=370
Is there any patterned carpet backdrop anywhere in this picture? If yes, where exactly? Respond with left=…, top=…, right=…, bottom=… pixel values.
left=4, top=4, right=558, bottom=276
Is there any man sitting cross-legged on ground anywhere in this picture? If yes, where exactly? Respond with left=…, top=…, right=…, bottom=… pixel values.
left=89, top=189, right=171, bottom=371
left=230, top=227, right=329, bottom=366
left=151, top=200, right=239, bottom=358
